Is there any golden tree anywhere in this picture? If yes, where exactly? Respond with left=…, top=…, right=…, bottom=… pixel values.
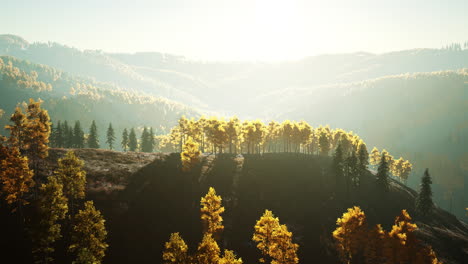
left=200, top=187, right=225, bottom=237
left=369, top=147, right=380, bottom=167
left=23, top=98, right=51, bottom=161
left=196, top=233, right=220, bottom=264
left=219, top=250, right=243, bottom=264
left=163, top=232, right=188, bottom=264
left=5, top=106, right=27, bottom=150
left=32, top=175, right=68, bottom=264
left=55, top=151, right=86, bottom=215
left=69, top=201, right=108, bottom=264
left=363, top=224, right=385, bottom=264
left=181, top=137, right=201, bottom=172
left=0, top=145, right=34, bottom=209
left=332, top=206, right=368, bottom=264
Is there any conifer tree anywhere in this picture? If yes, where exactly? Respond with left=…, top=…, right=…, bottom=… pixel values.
left=128, top=128, right=138, bottom=152
left=51, top=120, right=64, bottom=148
left=416, top=169, right=434, bottom=217
left=163, top=232, right=188, bottom=264
left=200, top=187, right=225, bottom=238
left=0, top=145, right=34, bottom=209
left=87, top=120, right=100, bottom=149
left=121, top=128, right=129, bottom=151
left=106, top=123, right=116, bottom=150
left=63, top=121, right=72, bottom=148
left=6, top=106, right=27, bottom=151
left=196, top=233, right=220, bottom=264
left=181, top=137, right=201, bottom=172
left=69, top=201, right=108, bottom=264
left=357, top=142, right=369, bottom=176
left=24, top=99, right=51, bottom=161
left=369, top=147, right=380, bottom=168
left=363, top=224, right=385, bottom=264
left=149, top=127, right=155, bottom=152
left=219, top=250, right=243, bottom=264
left=32, top=175, right=68, bottom=264
left=375, top=153, right=390, bottom=192
left=73, top=121, right=85, bottom=148
left=55, top=151, right=86, bottom=216
left=346, top=151, right=359, bottom=188
left=332, top=142, right=344, bottom=186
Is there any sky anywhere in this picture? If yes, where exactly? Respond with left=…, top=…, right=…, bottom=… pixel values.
left=1, top=0, right=467, bottom=61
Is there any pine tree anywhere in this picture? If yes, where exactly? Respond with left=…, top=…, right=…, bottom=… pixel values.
left=140, top=127, right=152, bottom=152
left=121, top=128, right=129, bottom=151
left=181, top=137, right=201, bottom=172
left=332, top=142, right=344, bottom=186
left=416, top=169, right=434, bottom=217
left=55, top=151, right=86, bottom=216
left=51, top=120, right=64, bottom=148
left=219, top=250, right=243, bottom=264
left=69, top=201, right=108, bottom=264
left=63, top=121, right=72, bottom=148
left=369, top=147, right=380, bottom=168
left=346, top=151, right=359, bottom=189
left=24, top=98, right=51, bottom=160
left=149, top=127, right=155, bottom=152
left=200, top=187, right=225, bottom=238
left=6, top=106, right=27, bottom=151
left=128, top=128, right=138, bottom=152
left=162, top=232, right=188, bottom=264
left=106, top=123, right=116, bottom=150
left=375, top=153, right=390, bottom=192
left=73, top=121, right=85, bottom=148
left=357, top=141, right=369, bottom=177
left=32, top=176, right=68, bottom=264
left=363, top=224, right=385, bottom=264
left=196, top=233, right=220, bottom=264
left=87, top=120, right=99, bottom=149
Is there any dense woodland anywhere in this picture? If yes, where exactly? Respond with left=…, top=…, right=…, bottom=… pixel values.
left=0, top=99, right=448, bottom=264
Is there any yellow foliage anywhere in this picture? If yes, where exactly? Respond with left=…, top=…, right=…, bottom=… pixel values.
left=163, top=232, right=188, bottom=264
left=196, top=233, right=220, bottom=264
left=181, top=137, right=201, bottom=172
left=219, top=250, right=243, bottom=264
left=200, top=187, right=225, bottom=237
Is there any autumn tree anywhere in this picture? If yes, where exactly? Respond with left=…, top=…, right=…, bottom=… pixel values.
left=121, top=128, right=129, bottom=151
left=363, top=224, right=385, bottom=264
left=333, top=206, right=368, bottom=264
left=106, top=123, right=116, bottom=150
left=200, top=187, right=225, bottom=238
left=87, top=120, right=100, bottom=149
left=69, top=201, right=108, bottom=264
left=32, top=175, right=68, bottom=264
left=253, top=210, right=299, bottom=264
left=369, top=147, right=380, bottom=168
left=55, top=151, right=86, bottom=216
left=6, top=106, right=27, bottom=150
left=376, top=153, right=390, bottom=192
left=162, top=232, right=188, bottom=264
left=128, top=128, right=138, bottom=152
left=416, top=169, right=434, bottom=217
left=181, top=137, right=201, bottom=172
left=196, top=233, right=220, bottom=264
left=219, top=250, right=243, bottom=264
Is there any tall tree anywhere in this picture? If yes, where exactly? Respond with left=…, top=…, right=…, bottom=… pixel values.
left=375, top=153, right=390, bottom=192
left=148, top=127, right=155, bottom=152
left=162, top=233, right=188, bottom=264
left=181, top=137, right=201, bottom=172
left=332, top=142, right=344, bottom=186
left=69, top=201, right=108, bottom=264
left=369, top=147, right=380, bottom=168
left=415, top=169, right=434, bottom=217
left=196, top=233, right=220, bottom=264
left=73, top=121, right=85, bottom=148
left=55, top=151, right=86, bottom=216
left=6, top=106, right=27, bottom=151
left=121, top=128, right=129, bottom=152
left=32, top=175, right=68, bottom=264
left=128, top=128, right=138, bottom=152
left=87, top=120, right=100, bottom=149
left=106, top=123, right=116, bottom=150
left=51, top=120, right=64, bottom=148
left=200, top=187, right=225, bottom=238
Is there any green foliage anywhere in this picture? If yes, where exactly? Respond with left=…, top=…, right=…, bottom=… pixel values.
left=69, top=201, right=108, bottom=264
left=72, top=121, right=85, bottom=148
left=121, top=128, right=129, bottom=151
left=128, top=128, right=138, bottom=152
left=416, top=169, right=434, bottom=217
left=376, top=153, right=390, bottom=192
left=87, top=120, right=100, bottom=149
left=55, top=151, right=86, bottom=214
left=106, top=123, right=115, bottom=150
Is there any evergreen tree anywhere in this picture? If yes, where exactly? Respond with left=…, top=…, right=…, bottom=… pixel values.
left=346, top=151, right=359, bottom=188
left=200, top=187, right=225, bottom=238
left=357, top=142, right=369, bottom=177
left=106, top=123, right=116, bottom=150
left=55, top=151, right=86, bottom=216
left=415, top=169, right=434, bottom=217
left=162, top=233, right=188, bottom=264
left=332, top=142, right=344, bottom=186
left=121, top=128, right=129, bottom=151
left=376, top=153, right=390, bottom=192
left=196, top=233, right=220, bottom=264
left=63, top=121, right=72, bottom=148
left=128, top=128, right=138, bottom=152
left=32, top=176, right=68, bottom=264
left=69, top=201, right=108, bottom=264
left=73, top=121, right=85, bottom=148
left=140, top=127, right=150, bottom=152
left=87, top=120, right=100, bottom=149
left=55, top=121, right=64, bottom=148
left=149, top=127, right=155, bottom=152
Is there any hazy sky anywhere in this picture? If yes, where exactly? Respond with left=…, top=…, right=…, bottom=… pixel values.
left=2, top=0, right=467, bottom=61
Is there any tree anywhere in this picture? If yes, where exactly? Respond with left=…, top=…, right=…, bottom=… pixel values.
left=55, top=151, right=86, bottom=216
left=219, top=250, right=243, bottom=264
left=416, top=169, right=434, bottom=217
left=200, top=187, right=225, bottom=238
left=51, top=120, right=64, bottom=148
left=376, top=153, right=390, bottom=192
left=149, top=127, right=155, bottom=152
left=332, top=206, right=368, bottom=264
left=346, top=151, right=359, bottom=189
left=332, top=142, right=345, bottom=186
left=0, top=145, right=34, bottom=209
left=69, top=201, right=108, bottom=264
left=181, top=137, right=201, bottom=172
left=357, top=141, right=369, bottom=176
left=121, top=128, right=129, bottom=151
left=369, top=147, right=380, bottom=168
left=106, top=123, right=116, bottom=150
left=72, top=121, right=85, bottom=148
left=196, top=233, right=220, bottom=264
left=128, top=128, right=138, bottom=152
left=162, top=232, right=188, bottom=264
left=87, top=120, right=100, bottom=149
left=5, top=106, right=27, bottom=151
left=63, top=121, right=73, bottom=148
left=253, top=210, right=299, bottom=264
left=140, top=126, right=149, bottom=152
left=32, top=175, right=68, bottom=264
left=363, top=224, right=385, bottom=264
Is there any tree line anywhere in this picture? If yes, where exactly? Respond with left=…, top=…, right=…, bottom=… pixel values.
left=0, top=99, right=107, bottom=264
